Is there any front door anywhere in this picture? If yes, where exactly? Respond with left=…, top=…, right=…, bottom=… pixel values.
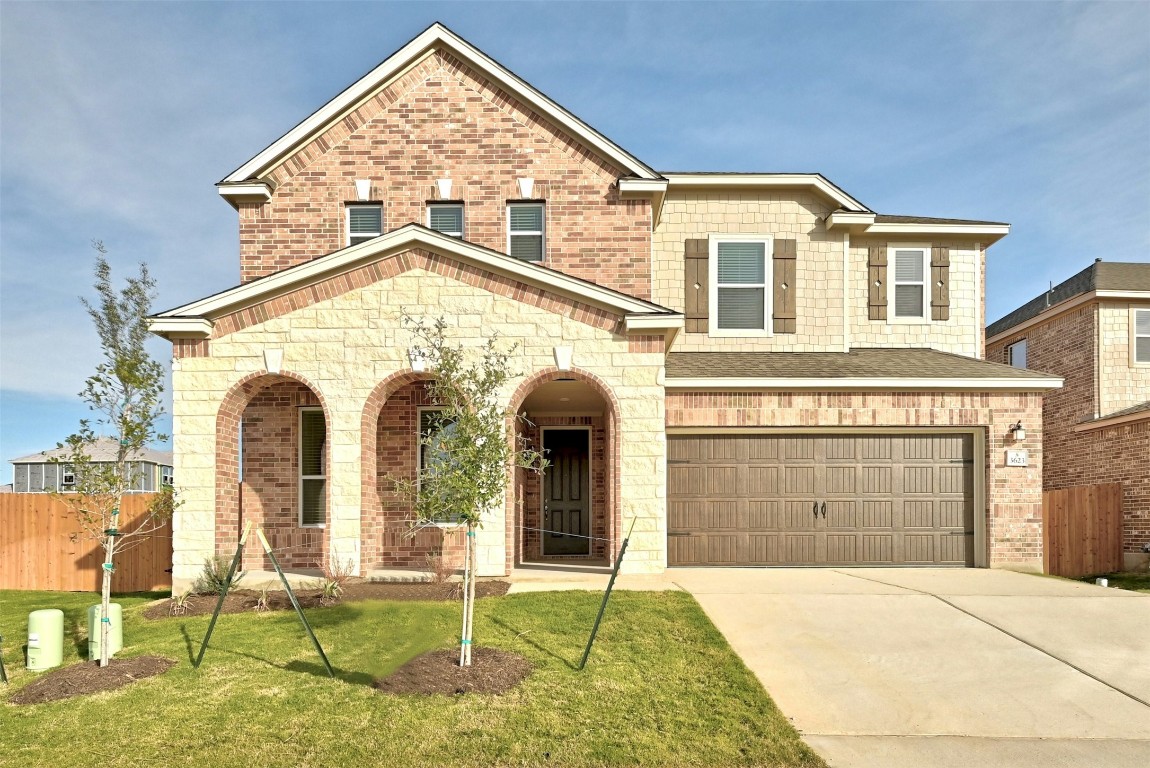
left=542, top=429, right=591, bottom=555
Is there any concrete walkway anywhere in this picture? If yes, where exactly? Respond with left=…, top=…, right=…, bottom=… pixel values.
left=671, top=568, right=1150, bottom=768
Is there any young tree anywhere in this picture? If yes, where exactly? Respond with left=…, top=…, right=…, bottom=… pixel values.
left=394, top=316, right=546, bottom=666
left=54, top=242, right=171, bottom=667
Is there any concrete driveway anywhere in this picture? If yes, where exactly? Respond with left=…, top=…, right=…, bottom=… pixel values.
left=672, top=568, right=1150, bottom=768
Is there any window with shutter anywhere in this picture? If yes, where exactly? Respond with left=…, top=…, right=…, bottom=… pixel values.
left=507, top=203, right=544, bottom=261
left=1134, top=308, right=1150, bottom=364
left=428, top=203, right=464, bottom=238
left=347, top=204, right=382, bottom=246
left=708, top=236, right=773, bottom=336
left=299, top=408, right=326, bottom=527
left=889, top=246, right=930, bottom=320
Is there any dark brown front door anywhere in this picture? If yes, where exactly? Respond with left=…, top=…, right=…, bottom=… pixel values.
left=542, top=429, right=590, bottom=555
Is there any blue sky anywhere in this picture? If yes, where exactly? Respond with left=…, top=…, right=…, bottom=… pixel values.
left=1, top=1, right=1148, bottom=476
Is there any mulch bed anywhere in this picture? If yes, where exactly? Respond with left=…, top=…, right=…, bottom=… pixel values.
left=143, top=579, right=510, bottom=620
left=9, top=656, right=176, bottom=705
left=374, top=647, right=531, bottom=695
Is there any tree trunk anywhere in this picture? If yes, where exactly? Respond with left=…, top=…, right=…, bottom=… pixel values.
left=463, top=523, right=477, bottom=667
left=99, top=538, right=113, bottom=667
left=459, top=525, right=472, bottom=667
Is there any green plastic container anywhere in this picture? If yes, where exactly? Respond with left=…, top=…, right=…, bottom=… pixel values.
left=27, top=609, right=64, bottom=671
left=87, top=603, right=123, bottom=660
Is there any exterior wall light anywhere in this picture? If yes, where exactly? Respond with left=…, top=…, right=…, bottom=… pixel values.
left=1009, top=421, right=1026, bottom=441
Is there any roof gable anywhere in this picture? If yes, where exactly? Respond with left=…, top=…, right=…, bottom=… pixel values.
left=220, top=23, right=659, bottom=190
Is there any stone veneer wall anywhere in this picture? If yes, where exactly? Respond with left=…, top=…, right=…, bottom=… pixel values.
left=169, top=257, right=667, bottom=590
left=989, top=300, right=1150, bottom=558
left=237, top=50, right=652, bottom=298
left=665, top=390, right=1045, bottom=569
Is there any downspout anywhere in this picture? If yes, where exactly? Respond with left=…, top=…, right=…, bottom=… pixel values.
left=842, top=232, right=851, bottom=353
left=1094, top=303, right=1102, bottom=419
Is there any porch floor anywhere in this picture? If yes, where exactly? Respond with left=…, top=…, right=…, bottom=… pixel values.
left=507, top=563, right=676, bottom=593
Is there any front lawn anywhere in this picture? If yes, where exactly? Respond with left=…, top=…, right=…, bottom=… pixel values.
left=1083, top=571, right=1150, bottom=594
left=0, top=588, right=824, bottom=767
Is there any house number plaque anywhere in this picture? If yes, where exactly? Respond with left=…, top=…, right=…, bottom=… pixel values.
left=1005, top=449, right=1029, bottom=467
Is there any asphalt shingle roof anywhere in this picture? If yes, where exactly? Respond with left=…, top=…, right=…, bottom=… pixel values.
left=10, top=437, right=172, bottom=465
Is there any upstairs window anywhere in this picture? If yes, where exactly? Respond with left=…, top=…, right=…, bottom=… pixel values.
left=1135, top=309, right=1150, bottom=364
left=710, top=236, right=772, bottom=335
left=508, top=203, right=544, bottom=261
left=61, top=464, right=75, bottom=487
left=161, top=466, right=174, bottom=487
left=890, top=246, right=929, bottom=320
left=1007, top=339, right=1027, bottom=369
left=299, top=408, right=326, bottom=527
left=347, top=204, right=382, bottom=246
left=428, top=203, right=464, bottom=238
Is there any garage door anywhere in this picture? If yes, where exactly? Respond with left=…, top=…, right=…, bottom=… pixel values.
left=667, top=434, right=975, bottom=566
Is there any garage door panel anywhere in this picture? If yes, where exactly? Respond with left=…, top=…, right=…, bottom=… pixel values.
left=667, top=433, right=974, bottom=567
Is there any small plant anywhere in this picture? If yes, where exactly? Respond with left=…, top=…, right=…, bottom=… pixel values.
left=254, top=587, right=271, bottom=613
left=425, top=551, right=455, bottom=585
left=193, top=555, right=246, bottom=595
left=317, top=578, right=343, bottom=606
left=169, top=590, right=195, bottom=617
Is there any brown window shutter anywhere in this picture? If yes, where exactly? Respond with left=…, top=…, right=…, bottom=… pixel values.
left=772, top=238, right=797, bottom=333
left=931, top=245, right=950, bottom=321
left=867, top=243, right=887, bottom=320
left=684, top=238, right=708, bottom=333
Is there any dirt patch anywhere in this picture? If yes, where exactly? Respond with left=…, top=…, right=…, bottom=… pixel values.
left=143, top=579, right=510, bottom=620
left=9, top=656, right=176, bottom=705
left=374, top=647, right=531, bottom=696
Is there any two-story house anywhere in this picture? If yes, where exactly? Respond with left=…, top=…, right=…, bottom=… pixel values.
left=987, top=260, right=1150, bottom=570
left=149, top=24, right=1060, bottom=589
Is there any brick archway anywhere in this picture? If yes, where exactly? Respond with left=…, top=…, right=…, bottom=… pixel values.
left=215, top=370, right=329, bottom=570
left=508, top=367, right=622, bottom=570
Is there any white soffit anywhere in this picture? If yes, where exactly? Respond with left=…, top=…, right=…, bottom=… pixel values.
left=221, top=23, right=659, bottom=185
left=661, top=174, right=870, bottom=213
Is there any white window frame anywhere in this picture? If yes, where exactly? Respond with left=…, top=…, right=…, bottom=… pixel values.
left=346, top=203, right=383, bottom=247
left=160, top=466, right=174, bottom=487
left=61, top=464, right=76, bottom=487
left=299, top=407, right=326, bottom=528
left=416, top=407, right=463, bottom=526
left=427, top=202, right=464, bottom=238
left=506, top=202, right=545, bottom=262
left=1006, top=339, right=1028, bottom=369
left=1133, top=307, right=1150, bottom=366
left=708, top=234, right=773, bottom=337
left=888, top=244, right=931, bottom=323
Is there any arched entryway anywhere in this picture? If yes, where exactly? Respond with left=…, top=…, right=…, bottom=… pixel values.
left=360, top=371, right=467, bottom=574
left=216, top=372, right=330, bottom=572
left=509, top=368, right=621, bottom=570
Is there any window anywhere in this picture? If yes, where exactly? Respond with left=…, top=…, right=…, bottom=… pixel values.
left=508, top=203, right=544, bottom=261
left=61, top=464, right=75, bottom=487
left=890, top=246, right=930, bottom=320
left=709, top=236, right=772, bottom=335
left=346, top=204, right=382, bottom=246
left=1136, top=309, right=1150, bottom=364
left=299, top=408, right=326, bottom=527
left=418, top=408, right=461, bottom=524
left=1007, top=339, right=1027, bottom=369
left=428, top=203, right=464, bottom=238
left=161, top=466, right=174, bottom=487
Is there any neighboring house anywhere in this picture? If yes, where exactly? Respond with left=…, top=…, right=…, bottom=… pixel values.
left=149, top=23, right=1060, bottom=589
left=987, top=260, right=1150, bottom=569
left=9, top=437, right=174, bottom=494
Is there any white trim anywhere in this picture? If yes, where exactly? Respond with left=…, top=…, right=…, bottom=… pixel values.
left=346, top=203, right=383, bottom=247
left=709, top=234, right=773, bottom=337
left=298, top=407, right=326, bottom=529
left=539, top=426, right=593, bottom=557
left=662, top=174, right=869, bottom=212
left=1132, top=306, right=1150, bottom=366
left=842, top=232, right=851, bottom=353
left=426, top=202, right=465, bottom=239
left=506, top=201, right=545, bottom=262
left=826, top=211, right=877, bottom=231
left=663, top=376, right=1063, bottom=390
left=1072, top=409, right=1150, bottom=432
left=151, top=225, right=668, bottom=323
left=986, top=290, right=1150, bottom=345
left=147, top=318, right=213, bottom=339
left=222, top=24, right=659, bottom=185
left=617, top=179, right=668, bottom=194
left=888, top=244, right=931, bottom=322
left=623, top=314, right=683, bottom=333
left=865, top=222, right=1010, bottom=238
left=217, top=182, right=273, bottom=207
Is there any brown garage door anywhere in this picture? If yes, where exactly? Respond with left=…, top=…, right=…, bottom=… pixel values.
left=667, top=433, right=975, bottom=566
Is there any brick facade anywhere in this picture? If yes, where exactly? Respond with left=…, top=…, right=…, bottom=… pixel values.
left=666, top=390, right=1046, bottom=569
left=988, top=299, right=1150, bottom=559
left=238, top=51, right=652, bottom=298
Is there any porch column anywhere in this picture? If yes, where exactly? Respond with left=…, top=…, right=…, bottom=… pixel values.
left=327, top=405, right=362, bottom=574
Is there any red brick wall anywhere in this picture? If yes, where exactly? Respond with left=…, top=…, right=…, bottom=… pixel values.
left=988, top=305, right=1149, bottom=554
left=238, top=50, right=652, bottom=298
left=665, top=390, right=1045, bottom=568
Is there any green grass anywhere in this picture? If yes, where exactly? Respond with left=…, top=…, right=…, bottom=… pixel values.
left=0, top=589, right=823, bottom=767
left=1080, top=571, right=1150, bottom=593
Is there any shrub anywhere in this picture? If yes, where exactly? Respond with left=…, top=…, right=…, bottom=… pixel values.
left=193, top=555, right=246, bottom=595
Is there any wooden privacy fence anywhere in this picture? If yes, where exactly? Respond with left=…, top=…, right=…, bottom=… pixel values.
left=1043, top=483, right=1123, bottom=578
left=0, top=493, right=172, bottom=592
